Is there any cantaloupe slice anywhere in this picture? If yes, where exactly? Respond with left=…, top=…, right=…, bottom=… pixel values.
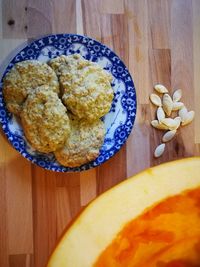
left=47, top=157, right=200, bottom=267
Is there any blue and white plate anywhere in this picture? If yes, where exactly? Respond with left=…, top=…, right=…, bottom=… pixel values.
left=0, top=34, right=137, bottom=172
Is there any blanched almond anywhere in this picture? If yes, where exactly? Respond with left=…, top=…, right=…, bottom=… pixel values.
left=172, top=102, right=184, bottom=111
left=154, top=143, right=165, bottom=158
left=150, top=94, right=162, bottom=107
left=161, top=118, right=177, bottom=130
left=151, top=120, right=169, bottom=130
left=162, top=130, right=177, bottom=142
left=162, top=94, right=173, bottom=116
left=157, top=107, right=165, bottom=122
left=173, top=89, right=182, bottom=102
left=178, top=106, right=188, bottom=122
left=182, top=111, right=195, bottom=126
left=154, top=84, right=168, bottom=94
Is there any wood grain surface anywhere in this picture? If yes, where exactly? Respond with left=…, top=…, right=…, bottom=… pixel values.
left=0, top=0, right=200, bottom=266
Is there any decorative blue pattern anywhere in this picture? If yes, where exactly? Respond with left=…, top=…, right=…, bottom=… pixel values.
left=0, top=34, right=137, bottom=172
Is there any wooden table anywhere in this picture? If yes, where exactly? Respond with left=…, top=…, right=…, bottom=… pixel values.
left=0, top=0, right=199, bottom=266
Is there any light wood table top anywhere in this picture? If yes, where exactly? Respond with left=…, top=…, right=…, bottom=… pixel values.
left=0, top=0, right=200, bottom=266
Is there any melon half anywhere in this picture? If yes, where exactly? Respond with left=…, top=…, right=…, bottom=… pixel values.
left=47, top=157, right=200, bottom=267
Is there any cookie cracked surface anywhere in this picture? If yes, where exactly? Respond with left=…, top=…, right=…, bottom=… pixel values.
left=54, top=117, right=105, bottom=167
left=49, top=54, right=114, bottom=121
left=21, top=86, right=70, bottom=153
left=3, top=60, right=59, bottom=115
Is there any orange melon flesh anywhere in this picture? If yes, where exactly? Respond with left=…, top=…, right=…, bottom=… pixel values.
left=94, top=187, right=200, bottom=267
left=47, top=157, right=200, bottom=267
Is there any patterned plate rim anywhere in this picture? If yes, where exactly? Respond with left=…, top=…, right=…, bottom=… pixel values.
left=0, top=33, right=137, bottom=172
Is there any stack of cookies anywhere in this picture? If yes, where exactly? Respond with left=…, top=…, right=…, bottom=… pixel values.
left=3, top=54, right=114, bottom=167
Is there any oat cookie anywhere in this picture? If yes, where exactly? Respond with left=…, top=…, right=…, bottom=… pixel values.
left=21, top=86, right=70, bottom=153
left=54, top=118, right=105, bottom=167
left=3, top=60, right=59, bottom=115
left=49, top=54, right=114, bottom=121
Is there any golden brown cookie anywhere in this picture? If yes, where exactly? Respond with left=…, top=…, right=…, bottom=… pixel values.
left=21, top=86, right=70, bottom=153
left=3, top=60, right=59, bottom=115
left=49, top=54, right=114, bottom=121
left=54, top=117, right=105, bottom=167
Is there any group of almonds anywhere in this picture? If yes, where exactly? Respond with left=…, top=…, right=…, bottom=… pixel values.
left=150, top=84, right=195, bottom=158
